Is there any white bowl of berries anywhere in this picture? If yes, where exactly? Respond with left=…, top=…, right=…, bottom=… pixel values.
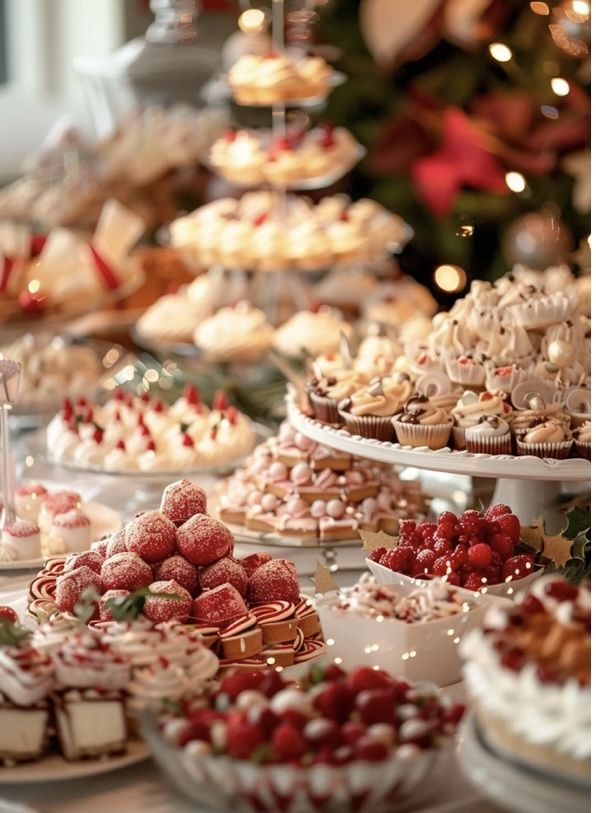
left=142, top=664, right=464, bottom=813
left=367, top=506, right=540, bottom=599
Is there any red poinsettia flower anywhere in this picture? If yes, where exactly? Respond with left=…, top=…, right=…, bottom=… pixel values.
left=411, top=108, right=507, bottom=218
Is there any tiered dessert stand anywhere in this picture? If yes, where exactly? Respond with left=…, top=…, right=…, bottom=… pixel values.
left=285, top=388, right=590, bottom=526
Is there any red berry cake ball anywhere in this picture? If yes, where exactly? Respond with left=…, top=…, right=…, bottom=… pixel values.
left=99, top=590, right=130, bottom=621
left=199, top=556, right=248, bottom=596
left=160, top=479, right=207, bottom=525
left=63, top=551, right=104, bottom=575
left=144, top=580, right=192, bottom=623
left=248, top=559, right=300, bottom=605
left=192, top=583, right=248, bottom=625
left=239, top=551, right=272, bottom=578
left=0, top=606, right=18, bottom=624
left=55, top=566, right=102, bottom=613
left=177, top=514, right=234, bottom=566
left=91, top=538, right=110, bottom=557
left=106, top=529, right=128, bottom=557
left=125, top=510, right=177, bottom=563
left=101, top=552, right=153, bottom=591
left=154, top=555, right=199, bottom=596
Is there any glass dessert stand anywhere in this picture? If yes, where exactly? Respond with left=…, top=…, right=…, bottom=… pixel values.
left=285, top=388, right=590, bottom=527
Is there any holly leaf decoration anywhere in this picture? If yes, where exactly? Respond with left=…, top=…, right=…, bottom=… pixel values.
left=562, top=505, right=591, bottom=541
left=520, top=518, right=546, bottom=554
left=359, top=528, right=397, bottom=554
left=521, top=505, right=591, bottom=573
left=0, top=619, right=32, bottom=648
left=541, top=532, right=574, bottom=569
left=74, top=586, right=101, bottom=624
left=312, top=561, right=339, bottom=595
left=105, top=588, right=183, bottom=622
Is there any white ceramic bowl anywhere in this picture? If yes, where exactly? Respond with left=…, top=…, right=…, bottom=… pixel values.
left=142, top=717, right=439, bottom=813
left=366, top=558, right=540, bottom=599
left=316, top=588, right=511, bottom=686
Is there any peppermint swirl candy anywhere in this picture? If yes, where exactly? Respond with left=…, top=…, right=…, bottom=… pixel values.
left=220, top=656, right=267, bottom=670
left=219, top=612, right=257, bottom=639
left=292, top=627, right=305, bottom=653
left=294, top=638, right=325, bottom=663
left=294, top=597, right=317, bottom=620
left=251, top=601, right=295, bottom=625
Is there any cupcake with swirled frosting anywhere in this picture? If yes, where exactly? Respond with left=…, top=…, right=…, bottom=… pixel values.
left=391, top=395, right=454, bottom=450
left=465, top=415, right=512, bottom=455
left=273, top=308, right=353, bottom=359
left=451, top=390, right=512, bottom=450
left=572, top=420, right=590, bottom=460
left=515, top=417, right=573, bottom=459
left=193, top=302, right=273, bottom=363
left=338, top=374, right=413, bottom=441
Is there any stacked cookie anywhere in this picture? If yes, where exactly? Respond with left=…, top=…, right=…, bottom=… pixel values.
left=217, top=421, right=428, bottom=542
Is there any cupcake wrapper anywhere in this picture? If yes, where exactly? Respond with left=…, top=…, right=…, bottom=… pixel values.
left=515, top=439, right=573, bottom=460
left=451, top=425, right=468, bottom=450
left=339, top=410, right=396, bottom=442
left=466, top=435, right=512, bottom=456
left=574, top=441, right=591, bottom=460
left=308, top=391, right=341, bottom=425
left=392, top=420, right=453, bottom=450
left=445, top=359, right=485, bottom=387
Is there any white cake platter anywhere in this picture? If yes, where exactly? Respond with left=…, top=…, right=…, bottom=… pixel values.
left=458, top=714, right=589, bottom=813
left=0, top=501, right=121, bottom=572
left=0, top=740, right=149, bottom=784
left=285, top=388, right=590, bottom=524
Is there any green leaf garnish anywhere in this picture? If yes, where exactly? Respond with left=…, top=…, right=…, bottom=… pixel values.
left=0, top=619, right=32, bottom=648
left=105, top=588, right=184, bottom=622
left=74, top=587, right=101, bottom=625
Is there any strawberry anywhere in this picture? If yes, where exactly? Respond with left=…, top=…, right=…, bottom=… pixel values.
left=348, top=666, right=392, bottom=693
left=323, top=663, right=346, bottom=682
left=226, top=720, right=265, bottom=759
left=271, top=723, right=307, bottom=761
left=341, top=721, right=366, bottom=745
left=313, top=684, right=355, bottom=724
left=368, top=546, right=386, bottom=563
left=484, top=504, right=512, bottom=521
left=304, top=719, right=342, bottom=750
left=354, top=739, right=388, bottom=762
left=356, top=689, right=395, bottom=726
left=412, top=549, right=436, bottom=577
left=467, top=543, right=492, bottom=569
left=496, top=512, right=521, bottom=541
left=381, top=546, right=414, bottom=574
left=463, top=572, right=485, bottom=591
left=490, top=533, right=514, bottom=561
left=501, top=554, right=534, bottom=581
left=220, top=671, right=264, bottom=700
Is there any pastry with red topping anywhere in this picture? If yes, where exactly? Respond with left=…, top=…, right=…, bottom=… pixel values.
left=101, top=552, right=153, bottom=592
left=125, top=511, right=177, bottom=563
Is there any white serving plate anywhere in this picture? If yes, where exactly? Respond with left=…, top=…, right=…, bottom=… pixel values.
left=0, top=740, right=149, bottom=784
left=316, top=589, right=511, bottom=686
left=458, top=714, right=589, bottom=813
left=0, top=501, right=121, bottom=572
left=366, top=557, right=540, bottom=599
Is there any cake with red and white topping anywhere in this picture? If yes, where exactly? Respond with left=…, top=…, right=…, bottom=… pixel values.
left=461, top=575, right=590, bottom=782
left=217, top=421, right=428, bottom=543
left=228, top=52, right=333, bottom=105
left=45, top=387, right=255, bottom=472
left=154, top=663, right=464, bottom=812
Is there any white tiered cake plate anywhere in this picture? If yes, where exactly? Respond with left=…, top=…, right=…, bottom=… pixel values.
left=285, top=388, right=590, bottom=524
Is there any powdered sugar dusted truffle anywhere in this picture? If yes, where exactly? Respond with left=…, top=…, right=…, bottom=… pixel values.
left=160, top=479, right=207, bottom=525
left=63, top=550, right=104, bottom=575
left=192, top=582, right=248, bottom=625
left=2, top=519, right=41, bottom=560
left=101, top=552, right=153, bottom=591
left=99, top=590, right=130, bottom=621
left=238, top=551, right=272, bottom=578
left=144, top=579, right=192, bottom=623
left=154, top=555, right=199, bottom=596
left=125, top=510, right=177, bottom=563
left=55, top=565, right=102, bottom=613
left=91, top=538, right=109, bottom=557
left=176, top=514, right=234, bottom=565
left=106, top=529, right=127, bottom=557
left=199, top=556, right=248, bottom=596
left=248, top=559, right=300, bottom=605
left=51, top=509, right=91, bottom=553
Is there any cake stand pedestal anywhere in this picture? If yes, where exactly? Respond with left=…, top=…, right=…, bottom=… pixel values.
left=285, top=389, right=590, bottom=527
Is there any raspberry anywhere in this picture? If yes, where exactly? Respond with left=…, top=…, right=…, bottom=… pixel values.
left=381, top=546, right=414, bottom=574
left=432, top=536, right=452, bottom=556
left=226, top=720, right=265, bottom=759
left=484, top=504, right=512, bottom=521
left=418, top=522, right=437, bottom=539
left=437, top=511, right=458, bottom=526
left=435, top=524, right=457, bottom=542
left=368, top=546, right=387, bottom=563
left=400, top=520, right=417, bottom=535
left=451, top=544, right=468, bottom=570
left=544, top=580, right=578, bottom=602
left=490, top=533, right=514, bottom=561
left=501, top=554, right=534, bottom=582
left=445, top=571, right=461, bottom=586
left=467, top=543, right=492, bottom=570
left=348, top=667, right=392, bottom=693
left=400, top=529, right=421, bottom=549
left=432, top=555, right=452, bottom=576
left=459, top=511, right=480, bottom=534
left=496, top=513, right=521, bottom=542
left=271, top=723, right=307, bottom=761
left=413, top=549, right=436, bottom=577
left=192, top=583, right=248, bottom=625
left=463, top=572, right=485, bottom=591
left=99, top=590, right=130, bottom=621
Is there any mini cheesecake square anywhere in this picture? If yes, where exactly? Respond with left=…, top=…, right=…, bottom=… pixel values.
left=0, top=701, right=49, bottom=763
left=54, top=689, right=127, bottom=760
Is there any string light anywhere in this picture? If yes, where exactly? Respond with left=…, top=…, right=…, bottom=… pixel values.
left=238, top=8, right=267, bottom=34
left=27, top=279, right=41, bottom=293
left=489, top=42, right=513, bottom=62
left=571, top=0, right=590, bottom=16
left=505, top=172, right=527, bottom=193
left=434, top=264, right=467, bottom=293
left=530, top=1, right=550, bottom=13
left=541, top=105, right=559, bottom=119
left=551, top=77, right=570, bottom=95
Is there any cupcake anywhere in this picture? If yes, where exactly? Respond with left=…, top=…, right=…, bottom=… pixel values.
left=391, top=395, right=454, bottom=450
left=515, top=417, right=573, bottom=459
left=306, top=368, right=363, bottom=424
left=451, top=390, right=511, bottom=450
left=465, top=415, right=512, bottom=455
left=273, top=308, right=353, bottom=360
left=573, top=420, right=590, bottom=459
left=338, top=374, right=413, bottom=441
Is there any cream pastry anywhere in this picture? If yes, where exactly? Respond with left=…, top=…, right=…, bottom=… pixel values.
left=194, top=303, right=273, bottom=363
left=1, top=520, right=41, bottom=561
left=273, top=308, right=353, bottom=359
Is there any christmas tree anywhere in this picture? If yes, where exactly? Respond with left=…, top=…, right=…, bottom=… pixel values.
left=317, top=0, right=590, bottom=290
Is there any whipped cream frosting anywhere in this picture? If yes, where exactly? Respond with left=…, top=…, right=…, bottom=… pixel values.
left=0, top=646, right=54, bottom=705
